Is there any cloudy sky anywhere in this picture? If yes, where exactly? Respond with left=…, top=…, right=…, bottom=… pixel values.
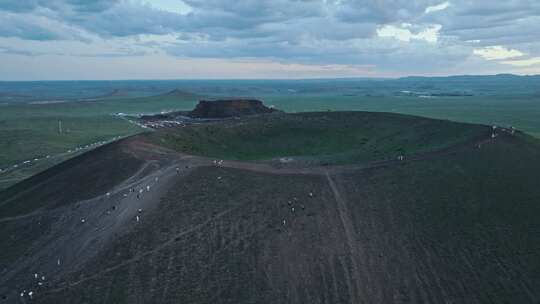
left=0, top=0, right=539, bottom=80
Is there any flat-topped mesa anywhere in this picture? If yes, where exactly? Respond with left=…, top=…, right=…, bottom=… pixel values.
left=189, top=99, right=278, bottom=118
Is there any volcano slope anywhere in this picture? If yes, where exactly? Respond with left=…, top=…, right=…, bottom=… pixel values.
left=0, top=111, right=539, bottom=303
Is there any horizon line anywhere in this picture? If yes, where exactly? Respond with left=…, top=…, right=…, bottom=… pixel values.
left=0, top=73, right=538, bottom=82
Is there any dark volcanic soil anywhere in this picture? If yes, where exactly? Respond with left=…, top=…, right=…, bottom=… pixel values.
left=189, top=99, right=277, bottom=118
left=139, top=99, right=278, bottom=121
left=0, top=113, right=540, bottom=303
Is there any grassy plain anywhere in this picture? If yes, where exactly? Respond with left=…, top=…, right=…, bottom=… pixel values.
left=0, top=93, right=198, bottom=189
left=1, top=90, right=539, bottom=189
left=265, top=95, right=540, bottom=138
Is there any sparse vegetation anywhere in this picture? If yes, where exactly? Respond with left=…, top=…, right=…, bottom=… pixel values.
left=0, top=93, right=199, bottom=189
left=150, top=111, right=488, bottom=164
left=2, top=78, right=540, bottom=189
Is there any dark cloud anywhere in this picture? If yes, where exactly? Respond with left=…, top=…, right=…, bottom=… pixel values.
left=1, top=0, right=536, bottom=44
left=421, top=1, right=540, bottom=45
left=66, top=3, right=182, bottom=37
left=0, top=14, right=61, bottom=40
left=0, top=0, right=539, bottom=74
left=334, top=0, right=440, bottom=23
left=0, top=0, right=119, bottom=13
left=0, top=1, right=39, bottom=13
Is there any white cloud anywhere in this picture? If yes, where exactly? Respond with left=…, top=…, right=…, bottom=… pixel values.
left=1, top=0, right=540, bottom=78
left=140, top=0, right=192, bottom=15
left=377, top=23, right=442, bottom=43
left=473, top=46, right=525, bottom=60
left=425, top=2, right=451, bottom=14
left=0, top=52, right=384, bottom=80
left=501, top=57, right=540, bottom=67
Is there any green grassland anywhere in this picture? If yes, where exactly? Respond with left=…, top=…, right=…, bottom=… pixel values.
left=0, top=93, right=199, bottom=189
left=0, top=115, right=136, bottom=164
left=150, top=112, right=488, bottom=164
left=0, top=93, right=200, bottom=166
left=1, top=90, right=539, bottom=190
left=265, top=94, right=540, bottom=138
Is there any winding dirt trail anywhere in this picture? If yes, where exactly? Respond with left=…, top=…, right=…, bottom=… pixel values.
left=325, top=171, right=364, bottom=302
left=0, top=130, right=495, bottom=224
left=178, top=130, right=495, bottom=177
left=45, top=204, right=242, bottom=294
left=1, top=129, right=504, bottom=301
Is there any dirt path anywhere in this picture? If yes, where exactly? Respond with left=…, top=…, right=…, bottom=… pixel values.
left=1, top=129, right=503, bottom=300
left=0, top=208, right=45, bottom=223
left=0, top=134, right=130, bottom=181
left=0, top=160, right=159, bottom=224
left=325, top=171, right=364, bottom=302
left=0, top=160, right=183, bottom=293
left=45, top=204, right=242, bottom=294
left=179, top=130, right=495, bottom=177
left=0, top=130, right=496, bottom=224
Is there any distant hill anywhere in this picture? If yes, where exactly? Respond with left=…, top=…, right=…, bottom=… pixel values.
left=158, top=88, right=199, bottom=99
left=189, top=99, right=279, bottom=118
left=139, top=98, right=279, bottom=120
left=398, top=73, right=540, bottom=82
left=103, top=89, right=130, bottom=98
left=394, top=74, right=540, bottom=97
